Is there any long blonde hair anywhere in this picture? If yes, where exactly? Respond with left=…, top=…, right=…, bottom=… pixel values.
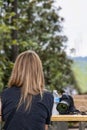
left=8, top=50, right=45, bottom=109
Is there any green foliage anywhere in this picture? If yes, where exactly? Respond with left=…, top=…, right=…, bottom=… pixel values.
left=0, top=0, right=77, bottom=92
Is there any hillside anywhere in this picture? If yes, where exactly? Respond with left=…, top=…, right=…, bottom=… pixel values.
left=71, top=56, right=87, bottom=93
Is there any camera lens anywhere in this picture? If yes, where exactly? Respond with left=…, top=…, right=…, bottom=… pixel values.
left=56, top=101, right=69, bottom=114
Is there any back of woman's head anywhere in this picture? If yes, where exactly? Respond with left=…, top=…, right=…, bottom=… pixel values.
left=8, top=50, right=45, bottom=108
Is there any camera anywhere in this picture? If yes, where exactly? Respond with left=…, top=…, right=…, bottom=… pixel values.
left=56, top=93, right=77, bottom=114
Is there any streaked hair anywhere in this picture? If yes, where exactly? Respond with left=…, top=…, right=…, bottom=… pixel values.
left=8, top=50, right=45, bottom=109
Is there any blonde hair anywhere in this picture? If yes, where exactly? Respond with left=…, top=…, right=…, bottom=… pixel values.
left=8, top=50, right=45, bottom=110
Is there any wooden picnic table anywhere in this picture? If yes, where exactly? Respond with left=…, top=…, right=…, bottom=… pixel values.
left=50, top=115, right=87, bottom=130
left=51, top=115, right=87, bottom=122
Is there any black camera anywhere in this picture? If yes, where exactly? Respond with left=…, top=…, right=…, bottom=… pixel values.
left=56, top=93, right=77, bottom=114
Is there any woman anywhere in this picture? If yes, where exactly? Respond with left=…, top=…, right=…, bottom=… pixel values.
left=0, top=50, right=54, bottom=130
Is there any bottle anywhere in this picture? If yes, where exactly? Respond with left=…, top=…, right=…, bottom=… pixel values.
left=52, top=90, right=60, bottom=115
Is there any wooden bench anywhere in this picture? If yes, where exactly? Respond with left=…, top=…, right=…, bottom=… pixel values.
left=51, top=115, right=87, bottom=130
left=50, top=95, right=87, bottom=130
left=73, top=95, right=87, bottom=112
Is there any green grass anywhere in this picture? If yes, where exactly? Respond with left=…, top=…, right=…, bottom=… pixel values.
left=71, top=60, right=87, bottom=93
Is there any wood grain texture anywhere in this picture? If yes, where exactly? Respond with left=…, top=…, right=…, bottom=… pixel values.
left=51, top=115, right=87, bottom=122
left=73, top=95, right=87, bottom=112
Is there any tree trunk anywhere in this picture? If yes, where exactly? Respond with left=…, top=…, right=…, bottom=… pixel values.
left=11, top=0, right=19, bottom=62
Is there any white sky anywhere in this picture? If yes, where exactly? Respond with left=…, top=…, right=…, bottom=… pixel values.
left=56, top=0, right=87, bottom=57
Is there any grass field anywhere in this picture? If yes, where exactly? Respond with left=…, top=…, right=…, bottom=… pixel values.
left=71, top=58, right=87, bottom=93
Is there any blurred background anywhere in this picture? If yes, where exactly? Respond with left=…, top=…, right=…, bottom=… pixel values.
left=0, top=0, right=87, bottom=94
left=57, top=0, right=87, bottom=94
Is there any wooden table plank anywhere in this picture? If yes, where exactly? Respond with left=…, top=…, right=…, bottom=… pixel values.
left=51, top=115, right=87, bottom=122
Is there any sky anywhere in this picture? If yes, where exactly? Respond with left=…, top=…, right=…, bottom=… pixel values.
left=56, top=0, right=87, bottom=57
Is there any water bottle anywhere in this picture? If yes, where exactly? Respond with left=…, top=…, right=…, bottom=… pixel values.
left=52, top=90, right=60, bottom=115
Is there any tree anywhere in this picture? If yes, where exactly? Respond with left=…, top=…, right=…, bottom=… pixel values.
left=0, top=0, right=78, bottom=92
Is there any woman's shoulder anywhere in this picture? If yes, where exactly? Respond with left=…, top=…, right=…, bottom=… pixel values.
left=1, top=86, right=20, bottom=97
left=43, top=89, right=54, bottom=101
left=42, top=90, right=54, bottom=111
